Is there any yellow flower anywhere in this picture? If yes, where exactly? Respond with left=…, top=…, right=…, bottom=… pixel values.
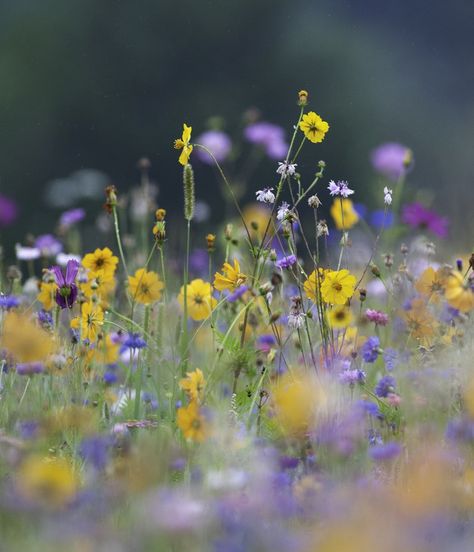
left=298, top=111, right=329, bottom=143
left=1, top=312, right=54, bottom=363
left=320, top=269, right=356, bottom=305
left=330, top=199, right=359, bottom=230
left=445, top=271, right=474, bottom=313
left=401, top=298, right=438, bottom=342
left=174, top=123, right=193, bottom=166
left=128, top=268, right=164, bottom=305
left=415, top=266, right=449, bottom=303
left=177, top=401, right=208, bottom=442
left=87, top=334, right=119, bottom=365
left=327, top=305, right=353, bottom=329
left=81, top=269, right=116, bottom=301
left=213, top=258, right=247, bottom=292
left=178, top=279, right=217, bottom=321
left=179, top=368, right=205, bottom=402
left=82, top=247, right=118, bottom=279
left=271, top=371, right=326, bottom=436
left=303, top=269, right=327, bottom=302
left=18, top=456, right=78, bottom=508
left=37, top=281, right=56, bottom=311
left=81, top=301, right=104, bottom=342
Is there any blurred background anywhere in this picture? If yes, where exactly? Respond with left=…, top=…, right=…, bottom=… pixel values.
left=1, top=0, right=473, bottom=251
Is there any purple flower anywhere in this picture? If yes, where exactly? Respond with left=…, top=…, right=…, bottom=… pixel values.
left=226, top=285, right=249, bottom=303
left=190, top=249, right=209, bottom=276
left=402, top=202, right=448, bottom=238
left=50, top=259, right=80, bottom=309
left=369, top=441, right=402, bottom=461
left=16, top=362, right=45, bottom=375
left=104, top=371, right=118, bottom=385
left=35, top=234, right=63, bottom=257
left=383, top=348, right=398, bottom=371
left=356, top=400, right=380, bottom=418
left=370, top=142, right=413, bottom=181
left=275, top=254, right=297, bottom=270
left=257, top=334, right=276, bottom=352
left=361, top=336, right=380, bottom=363
left=244, top=122, right=288, bottom=159
left=339, top=369, right=366, bottom=385
left=195, top=130, right=232, bottom=164
left=446, top=417, right=474, bottom=443
left=375, top=375, right=396, bottom=398
left=37, top=309, right=53, bottom=329
left=59, top=207, right=86, bottom=228
left=0, top=194, right=18, bottom=227
left=80, top=435, right=111, bottom=470
left=365, top=309, right=389, bottom=326
left=327, top=180, right=354, bottom=198
left=122, top=333, right=147, bottom=350
left=370, top=209, right=394, bottom=229
left=0, top=295, right=20, bottom=310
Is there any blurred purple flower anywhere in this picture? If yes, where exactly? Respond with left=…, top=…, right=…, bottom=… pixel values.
left=195, top=130, right=232, bottom=164
left=275, top=254, right=297, bottom=270
left=244, top=122, right=288, bottom=159
left=375, top=375, right=396, bottom=398
left=402, top=202, right=448, bottom=238
left=0, top=194, right=18, bottom=227
left=80, top=435, right=111, bottom=470
left=35, top=234, right=63, bottom=257
left=51, top=259, right=80, bottom=309
left=59, top=207, right=86, bottom=228
left=361, top=336, right=380, bottom=363
left=370, top=209, right=394, bottom=229
left=370, top=142, right=413, bottom=181
left=369, top=441, right=402, bottom=461
left=226, top=285, right=248, bottom=303
left=0, top=295, right=20, bottom=310
left=16, top=362, right=45, bottom=375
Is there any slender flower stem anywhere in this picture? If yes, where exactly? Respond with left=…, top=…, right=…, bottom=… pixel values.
left=112, top=205, right=130, bottom=281
left=180, top=219, right=191, bottom=375
left=134, top=305, right=150, bottom=419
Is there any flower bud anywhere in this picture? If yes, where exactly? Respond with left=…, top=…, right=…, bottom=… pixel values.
left=298, top=89, right=309, bottom=106
left=206, top=233, right=216, bottom=253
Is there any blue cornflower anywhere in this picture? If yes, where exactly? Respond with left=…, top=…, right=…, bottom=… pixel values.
left=142, top=392, right=159, bottom=411
left=375, top=375, right=396, bottom=398
left=37, top=309, right=53, bottom=328
left=275, top=254, right=297, bottom=270
left=80, top=435, right=111, bottom=470
left=225, top=285, right=248, bottom=303
left=122, top=333, right=147, bottom=350
left=361, top=336, right=380, bottom=363
left=369, top=441, right=402, bottom=461
left=0, top=295, right=20, bottom=309
left=383, top=348, right=398, bottom=371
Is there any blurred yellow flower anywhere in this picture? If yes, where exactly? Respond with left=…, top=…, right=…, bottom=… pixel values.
left=330, top=198, right=359, bottom=230
left=445, top=271, right=474, bottom=313
left=1, top=312, right=54, bottom=363
left=321, top=269, right=356, bottom=305
left=298, top=111, right=329, bottom=143
left=178, top=279, right=217, bottom=321
left=401, top=298, right=438, bottom=342
left=179, top=368, right=205, bottom=402
left=81, top=301, right=104, bottom=342
left=177, top=401, right=208, bottom=442
left=327, top=305, right=353, bottom=329
left=415, top=266, right=449, bottom=303
left=174, top=123, right=193, bottom=166
left=82, top=247, right=118, bottom=279
left=18, top=456, right=78, bottom=508
left=128, top=268, right=164, bottom=305
left=214, top=258, right=246, bottom=292
left=303, top=269, right=327, bottom=302
left=37, top=281, right=56, bottom=311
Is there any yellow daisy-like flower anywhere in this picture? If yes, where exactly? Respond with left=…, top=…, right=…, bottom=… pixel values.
left=178, top=279, right=217, bottom=321
left=327, top=305, right=353, bottom=329
left=445, top=271, right=474, bottom=313
left=81, top=301, right=104, bottom=342
left=177, top=401, right=208, bottom=442
left=401, top=298, right=438, bottom=342
left=87, top=334, right=120, bottom=365
left=298, top=111, right=329, bottom=143
left=179, top=368, right=205, bottom=402
left=330, top=199, right=359, bottom=230
left=303, top=269, right=327, bottom=303
left=1, top=312, right=55, bottom=363
left=320, top=269, right=356, bottom=305
left=37, top=281, right=57, bottom=311
left=213, top=258, right=247, bottom=292
left=82, top=247, right=118, bottom=279
left=174, top=123, right=193, bottom=166
left=128, top=268, right=164, bottom=305
left=18, top=456, right=78, bottom=509
left=81, top=269, right=116, bottom=301
left=415, top=266, right=449, bottom=304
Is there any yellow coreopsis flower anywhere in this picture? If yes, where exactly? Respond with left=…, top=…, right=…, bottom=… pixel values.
left=179, top=368, right=205, bottom=402
left=81, top=301, right=104, bottom=342
left=177, top=401, right=208, bottom=442
left=37, top=281, right=57, bottom=311
left=303, top=269, right=327, bottom=302
left=415, top=266, right=449, bottom=304
left=327, top=305, right=353, bottom=329
left=213, top=258, right=247, bottom=292
left=18, top=456, right=78, bottom=509
left=330, top=198, right=359, bottom=230
left=87, top=334, right=120, bottom=365
left=178, top=279, right=217, bottom=321
left=80, top=269, right=116, bottom=301
left=174, top=123, right=193, bottom=166
left=401, top=298, right=438, bottom=342
left=445, top=271, right=474, bottom=313
left=128, top=268, right=164, bottom=305
left=299, top=111, right=329, bottom=143
left=1, top=312, right=55, bottom=363
left=320, top=269, right=356, bottom=305
left=82, top=247, right=118, bottom=279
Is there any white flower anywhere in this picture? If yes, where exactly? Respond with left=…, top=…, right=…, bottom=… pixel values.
left=288, top=312, right=306, bottom=329
left=15, top=244, right=41, bottom=261
left=56, top=252, right=82, bottom=266
left=276, top=201, right=290, bottom=221
left=276, top=161, right=297, bottom=177
left=255, top=188, right=276, bottom=204
left=328, top=180, right=354, bottom=198
left=383, top=186, right=393, bottom=205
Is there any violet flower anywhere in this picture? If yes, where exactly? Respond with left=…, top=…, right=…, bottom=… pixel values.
left=0, top=194, right=18, bottom=227
left=402, top=202, right=448, bottom=238
left=51, top=259, right=80, bottom=309
left=370, top=142, right=413, bottom=181
left=195, top=130, right=232, bottom=164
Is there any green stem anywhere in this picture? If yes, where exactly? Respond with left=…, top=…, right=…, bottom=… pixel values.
left=134, top=305, right=150, bottom=419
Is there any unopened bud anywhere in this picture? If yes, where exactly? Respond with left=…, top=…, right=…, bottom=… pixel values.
left=298, top=89, right=309, bottom=106
left=155, top=208, right=166, bottom=221
left=206, top=233, right=216, bottom=253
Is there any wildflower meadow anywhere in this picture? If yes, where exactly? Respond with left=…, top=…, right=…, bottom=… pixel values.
left=0, top=89, right=473, bottom=551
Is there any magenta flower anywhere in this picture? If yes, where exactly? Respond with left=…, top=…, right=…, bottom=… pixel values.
left=370, top=142, right=413, bottom=181
left=50, top=259, right=80, bottom=309
left=0, top=194, right=18, bottom=227
left=402, top=202, right=448, bottom=238
left=244, top=122, right=288, bottom=159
